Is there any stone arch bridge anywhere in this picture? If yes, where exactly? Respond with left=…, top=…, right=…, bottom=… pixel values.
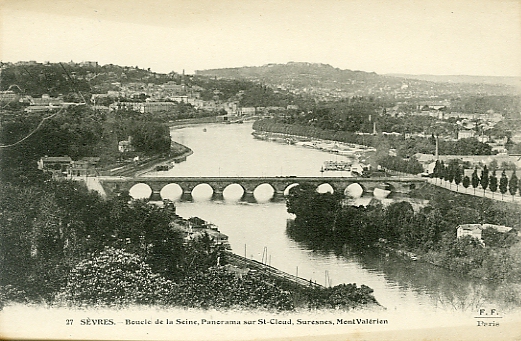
left=98, top=176, right=427, bottom=201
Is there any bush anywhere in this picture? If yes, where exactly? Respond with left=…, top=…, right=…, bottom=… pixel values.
left=64, top=247, right=174, bottom=306
left=0, top=285, right=28, bottom=310
left=170, top=266, right=295, bottom=311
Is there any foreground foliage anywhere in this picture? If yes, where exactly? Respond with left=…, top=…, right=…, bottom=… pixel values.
left=64, top=247, right=175, bottom=306
left=0, top=180, right=378, bottom=311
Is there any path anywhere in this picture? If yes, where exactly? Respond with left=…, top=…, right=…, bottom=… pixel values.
left=427, top=178, right=521, bottom=204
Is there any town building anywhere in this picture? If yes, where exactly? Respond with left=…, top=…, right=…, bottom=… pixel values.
left=140, top=101, right=177, bottom=113
left=118, top=137, right=134, bottom=153
left=0, top=90, right=19, bottom=104
left=457, top=224, right=513, bottom=245
left=457, top=129, right=475, bottom=140
left=239, top=107, right=256, bottom=115
left=37, top=156, right=73, bottom=177
left=68, top=157, right=100, bottom=177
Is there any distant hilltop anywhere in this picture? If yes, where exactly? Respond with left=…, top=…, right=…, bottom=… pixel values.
left=196, top=62, right=520, bottom=99
left=196, top=61, right=380, bottom=82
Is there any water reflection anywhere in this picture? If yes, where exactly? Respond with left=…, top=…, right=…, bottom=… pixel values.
left=287, top=218, right=520, bottom=313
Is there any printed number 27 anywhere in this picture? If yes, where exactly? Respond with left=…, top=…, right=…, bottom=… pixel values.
left=66, top=319, right=73, bottom=325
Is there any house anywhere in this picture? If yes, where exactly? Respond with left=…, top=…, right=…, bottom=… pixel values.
left=457, top=224, right=513, bottom=245
left=168, top=96, right=188, bottom=104
left=140, top=101, right=176, bottom=113
left=29, top=95, right=64, bottom=106
left=220, top=101, right=239, bottom=115
left=0, top=90, right=19, bottom=104
left=92, top=105, right=110, bottom=113
left=68, top=157, right=100, bottom=177
left=118, top=137, right=134, bottom=153
left=239, top=107, right=256, bottom=116
left=79, top=61, right=98, bottom=67
left=457, top=129, right=475, bottom=140
left=37, top=156, right=73, bottom=176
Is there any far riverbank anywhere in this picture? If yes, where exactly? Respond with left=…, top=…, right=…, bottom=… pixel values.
left=167, top=116, right=220, bottom=128
left=100, top=140, right=193, bottom=177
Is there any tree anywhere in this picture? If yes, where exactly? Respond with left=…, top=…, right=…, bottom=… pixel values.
left=108, top=199, right=185, bottom=278
left=499, top=170, right=508, bottom=199
left=64, top=247, right=174, bottom=306
left=384, top=201, right=415, bottom=243
left=432, top=160, right=441, bottom=181
left=181, top=231, right=227, bottom=274
left=286, top=183, right=341, bottom=234
left=509, top=169, right=518, bottom=197
left=471, top=168, right=480, bottom=195
left=480, top=165, right=489, bottom=193
left=489, top=170, right=498, bottom=197
left=462, top=175, right=470, bottom=192
left=454, top=165, right=463, bottom=190
left=439, top=161, right=446, bottom=180
left=445, top=161, right=455, bottom=184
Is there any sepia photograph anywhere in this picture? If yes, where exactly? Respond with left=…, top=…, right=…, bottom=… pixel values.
left=1, top=0, right=521, bottom=340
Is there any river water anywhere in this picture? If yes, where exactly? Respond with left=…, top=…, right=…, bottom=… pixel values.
left=143, top=122, right=517, bottom=319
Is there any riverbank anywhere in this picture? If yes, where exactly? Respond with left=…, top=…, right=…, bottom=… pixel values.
left=252, top=130, right=376, bottom=156
left=252, top=118, right=384, bottom=149
left=167, top=116, right=219, bottom=127
left=100, top=141, right=193, bottom=177
left=252, top=119, right=381, bottom=170
left=134, top=145, right=194, bottom=177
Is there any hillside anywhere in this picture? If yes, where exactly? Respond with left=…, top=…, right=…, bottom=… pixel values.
left=196, top=62, right=519, bottom=100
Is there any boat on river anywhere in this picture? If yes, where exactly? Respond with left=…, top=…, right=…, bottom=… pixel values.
left=155, top=163, right=174, bottom=171
left=323, top=160, right=351, bottom=171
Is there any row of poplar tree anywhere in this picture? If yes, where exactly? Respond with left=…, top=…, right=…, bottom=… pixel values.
left=432, top=160, right=519, bottom=197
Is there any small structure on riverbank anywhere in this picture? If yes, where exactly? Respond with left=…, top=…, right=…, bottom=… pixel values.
left=171, top=216, right=231, bottom=249
left=457, top=223, right=513, bottom=245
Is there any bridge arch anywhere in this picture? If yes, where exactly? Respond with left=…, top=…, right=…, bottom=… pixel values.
left=283, top=183, right=300, bottom=196
left=344, top=182, right=365, bottom=198
left=191, top=183, right=214, bottom=201
left=253, top=183, right=275, bottom=202
left=129, top=183, right=153, bottom=199
left=159, top=183, right=183, bottom=201
left=316, top=183, right=335, bottom=194
left=373, top=182, right=394, bottom=199
left=223, top=183, right=245, bottom=202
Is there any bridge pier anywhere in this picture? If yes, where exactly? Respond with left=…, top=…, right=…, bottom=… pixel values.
left=212, top=191, right=224, bottom=201
left=150, top=191, right=162, bottom=201
left=242, top=191, right=256, bottom=203
left=181, top=191, right=193, bottom=202
left=272, top=191, right=285, bottom=201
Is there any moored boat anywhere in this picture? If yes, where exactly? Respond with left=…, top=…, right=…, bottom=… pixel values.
left=323, top=160, right=351, bottom=171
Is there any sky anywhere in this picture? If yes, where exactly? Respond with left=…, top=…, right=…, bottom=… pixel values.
left=1, top=0, right=520, bottom=77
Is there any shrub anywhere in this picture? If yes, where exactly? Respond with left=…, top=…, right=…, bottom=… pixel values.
left=64, top=247, right=174, bottom=306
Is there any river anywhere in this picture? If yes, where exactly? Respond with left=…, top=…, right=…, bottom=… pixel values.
left=142, top=122, right=517, bottom=319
